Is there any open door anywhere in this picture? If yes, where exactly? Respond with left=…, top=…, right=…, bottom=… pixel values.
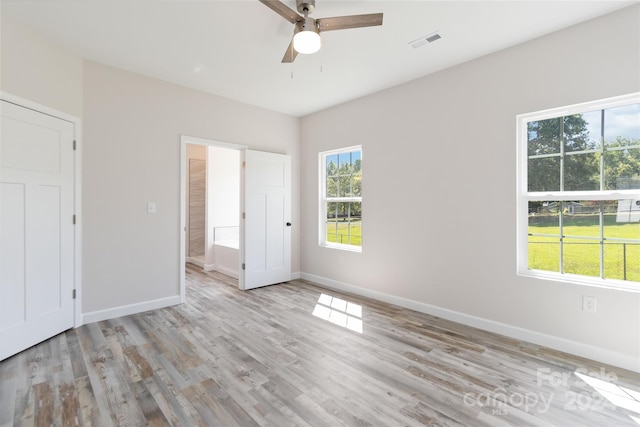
left=241, top=150, right=291, bottom=290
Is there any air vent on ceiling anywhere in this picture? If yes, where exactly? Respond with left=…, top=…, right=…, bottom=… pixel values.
left=409, top=31, right=443, bottom=49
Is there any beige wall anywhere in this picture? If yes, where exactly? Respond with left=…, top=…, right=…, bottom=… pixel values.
left=0, top=15, right=83, bottom=117
left=300, top=5, right=640, bottom=370
left=82, top=61, right=300, bottom=313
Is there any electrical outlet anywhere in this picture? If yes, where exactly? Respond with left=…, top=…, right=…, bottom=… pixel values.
left=147, top=202, right=157, bottom=214
left=582, top=296, right=597, bottom=313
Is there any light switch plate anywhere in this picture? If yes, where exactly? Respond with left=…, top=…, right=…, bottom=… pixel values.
left=147, top=202, right=156, bottom=214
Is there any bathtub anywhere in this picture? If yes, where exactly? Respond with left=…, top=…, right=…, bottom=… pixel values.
left=206, top=226, right=239, bottom=278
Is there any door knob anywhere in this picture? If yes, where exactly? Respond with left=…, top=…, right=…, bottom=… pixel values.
left=286, top=222, right=292, bottom=226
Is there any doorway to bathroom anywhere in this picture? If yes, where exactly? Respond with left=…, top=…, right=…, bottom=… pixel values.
left=179, top=135, right=292, bottom=299
left=185, top=142, right=240, bottom=278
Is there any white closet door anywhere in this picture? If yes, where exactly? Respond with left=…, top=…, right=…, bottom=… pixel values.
left=0, top=100, right=75, bottom=361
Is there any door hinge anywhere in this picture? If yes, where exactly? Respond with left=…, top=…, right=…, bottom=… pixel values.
left=73, top=215, right=76, bottom=225
left=242, top=212, right=246, bottom=219
left=242, top=161, right=246, bottom=168
left=72, top=289, right=77, bottom=299
left=73, top=140, right=77, bottom=151
left=242, top=263, right=246, bottom=270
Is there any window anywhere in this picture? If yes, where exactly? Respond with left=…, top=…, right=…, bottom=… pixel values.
left=517, top=94, right=640, bottom=291
left=320, top=146, right=362, bottom=251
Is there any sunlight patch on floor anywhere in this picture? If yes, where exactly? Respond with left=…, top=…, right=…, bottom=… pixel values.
left=312, top=293, right=363, bottom=333
left=574, top=371, right=640, bottom=425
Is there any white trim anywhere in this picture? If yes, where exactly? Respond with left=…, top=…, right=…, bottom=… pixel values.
left=301, top=272, right=640, bottom=373
left=523, top=269, right=640, bottom=294
left=73, top=120, right=83, bottom=327
left=203, top=264, right=239, bottom=279
left=182, top=135, right=247, bottom=151
left=179, top=135, right=247, bottom=301
left=186, top=259, right=242, bottom=279
left=0, top=92, right=80, bottom=123
left=320, top=242, right=363, bottom=253
left=517, top=93, right=640, bottom=123
left=186, top=257, right=205, bottom=268
left=180, top=140, right=187, bottom=303
left=0, top=91, right=84, bottom=328
left=83, top=296, right=181, bottom=324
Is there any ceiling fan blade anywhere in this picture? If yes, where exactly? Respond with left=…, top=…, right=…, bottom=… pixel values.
left=281, top=38, right=298, bottom=63
left=259, top=0, right=302, bottom=24
left=317, top=13, right=383, bottom=32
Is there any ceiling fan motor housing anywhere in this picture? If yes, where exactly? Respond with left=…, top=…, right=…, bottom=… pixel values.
left=300, top=16, right=318, bottom=33
left=296, top=0, right=315, bottom=14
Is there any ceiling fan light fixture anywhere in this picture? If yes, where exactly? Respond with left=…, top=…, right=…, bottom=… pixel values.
left=293, top=18, right=321, bottom=54
left=258, top=0, right=383, bottom=63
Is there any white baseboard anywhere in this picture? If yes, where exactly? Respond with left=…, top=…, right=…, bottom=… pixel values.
left=291, top=271, right=301, bottom=280
left=205, top=263, right=239, bottom=279
left=186, top=257, right=205, bottom=268
left=82, top=295, right=181, bottom=324
left=300, top=273, right=639, bottom=373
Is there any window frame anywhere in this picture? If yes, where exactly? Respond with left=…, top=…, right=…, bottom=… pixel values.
left=516, top=93, right=640, bottom=292
left=319, top=145, right=363, bottom=252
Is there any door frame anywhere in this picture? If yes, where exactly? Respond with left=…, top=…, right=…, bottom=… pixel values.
left=1, top=91, right=83, bottom=328
left=179, top=135, right=246, bottom=302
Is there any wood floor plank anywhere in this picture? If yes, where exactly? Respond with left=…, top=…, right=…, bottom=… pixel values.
left=12, top=352, right=37, bottom=427
left=142, top=370, right=203, bottom=427
left=130, top=380, right=170, bottom=427
left=65, top=330, right=89, bottom=381
left=75, top=375, right=106, bottom=427
left=182, top=381, right=230, bottom=426
left=2, top=263, right=639, bottom=426
left=32, top=382, right=54, bottom=427
left=52, top=340, right=82, bottom=427
left=0, top=362, right=17, bottom=427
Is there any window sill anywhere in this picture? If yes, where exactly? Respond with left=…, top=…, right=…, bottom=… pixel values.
left=518, top=269, right=640, bottom=293
left=320, top=243, right=362, bottom=253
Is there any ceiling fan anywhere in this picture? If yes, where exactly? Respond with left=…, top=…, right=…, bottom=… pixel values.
left=259, top=0, right=383, bottom=63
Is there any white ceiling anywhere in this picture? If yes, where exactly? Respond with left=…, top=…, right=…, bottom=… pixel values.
left=2, top=1, right=636, bottom=117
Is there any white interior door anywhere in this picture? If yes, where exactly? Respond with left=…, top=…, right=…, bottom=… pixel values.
left=0, top=100, right=75, bottom=361
left=242, top=150, right=291, bottom=290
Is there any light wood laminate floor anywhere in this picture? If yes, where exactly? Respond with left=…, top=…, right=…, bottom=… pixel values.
left=1, top=264, right=639, bottom=426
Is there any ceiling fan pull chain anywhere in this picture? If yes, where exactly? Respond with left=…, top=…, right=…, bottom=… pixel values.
left=290, top=40, right=295, bottom=79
